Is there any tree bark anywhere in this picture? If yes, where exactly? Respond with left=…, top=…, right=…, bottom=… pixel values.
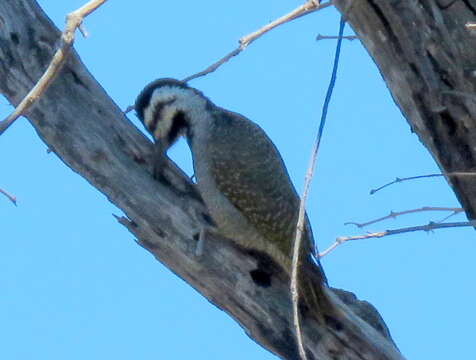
left=5, top=0, right=471, bottom=359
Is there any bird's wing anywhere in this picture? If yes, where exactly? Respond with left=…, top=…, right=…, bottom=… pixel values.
left=207, top=109, right=316, bottom=258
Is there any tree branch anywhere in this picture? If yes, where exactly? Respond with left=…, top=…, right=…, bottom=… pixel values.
left=319, top=221, right=476, bottom=258
left=316, top=34, right=357, bottom=41
left=0, top=0, right=107, bottom=135
left=345, top=206, right=464, bottom=228
left=182, top=1, right=333, bottom=82
left=332, top=0, right=476, bottom=222
left=291, top=16, right=345, bottom=360
left=370, top=173, right=476, bottom=195
left=0, top=187, right=17, bottom=206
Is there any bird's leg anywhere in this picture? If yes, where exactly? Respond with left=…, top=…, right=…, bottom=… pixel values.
left=152, top=140, right=169, bottom=182
left=152, top=139, right=210, bottom=257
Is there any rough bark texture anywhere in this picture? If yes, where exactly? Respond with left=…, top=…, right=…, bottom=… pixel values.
left=4, top=0, right=472, bottom=359
left=334, top=0, right=476, bottom=220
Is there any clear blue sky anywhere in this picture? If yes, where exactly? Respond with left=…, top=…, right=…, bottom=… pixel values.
left=1, top=1, right=474, bottom=359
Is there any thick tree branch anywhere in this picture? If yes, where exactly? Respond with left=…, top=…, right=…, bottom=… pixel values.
left=333, top=0, right=476, bottom=222
left=0, top=1, right=403, bottom=359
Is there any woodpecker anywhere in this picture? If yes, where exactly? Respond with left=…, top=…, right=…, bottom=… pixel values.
left=135, top=78, right=333, bottom=320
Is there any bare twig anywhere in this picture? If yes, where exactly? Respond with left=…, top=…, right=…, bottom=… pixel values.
left=0, top=0, right=107, bottom=135
left=316, top=34, right=357, bottom=41
left=292, top=142, right=316, bottom=360
left=319, top=220, right=476, bottom=258
left=370, top=172, right=476, bottom=195
left=345, top=206, right=464, bottom=228
left=291, top=16, right=345, bottom=360
left=239, top=1, right=333, bottom=48
left=466, top=22, right=476, bottom=29
left=0, top=187, right=17, bottom=206
left=436, top=210, right=462, bottom=223
left=182, top=48, right=242, bottom=83
left=182, top=1, right=333, bottom=83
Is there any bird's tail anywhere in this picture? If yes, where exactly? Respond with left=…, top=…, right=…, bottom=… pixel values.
left=297, top=255, right=337, bottom=324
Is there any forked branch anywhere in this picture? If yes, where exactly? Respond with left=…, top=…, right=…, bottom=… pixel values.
left=0, top=0, right=107, bottom=135
left=319, top=220, right=475, bottom=258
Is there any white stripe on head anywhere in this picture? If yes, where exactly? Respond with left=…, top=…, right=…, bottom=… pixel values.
left=143, top=87, right=177, bottom=141
left=143, top=85, right=208, bottom=141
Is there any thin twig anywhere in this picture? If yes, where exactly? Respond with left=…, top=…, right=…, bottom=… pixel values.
left=345, top=206, right=464, bottom=228
left=436, top=210, right=462, bottom=224
left=239, top=1, right=333, bottom=48
left=182, top=1, right=333, bottom=83
left=370, top=172, right=476, bottom=195
left=0, top=187, right=17, bottom=206
left=319, top=220, right=476, bottom=258
left=292, top=141, right=316, bottom=360
left=316, top=34, right=357, bottom=41
left=291, top=16, right=345, bottom=360
left=0, top=0, right=107, bottom=136
left=182, top=48, right=242, bottom=83
left=466, top=23, right=476, bottom=29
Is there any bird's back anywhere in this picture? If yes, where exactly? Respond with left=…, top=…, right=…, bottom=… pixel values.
left=193, top=108, right=316, bottom=268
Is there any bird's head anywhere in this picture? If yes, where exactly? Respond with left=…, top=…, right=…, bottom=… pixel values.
left=135, top=78, right=210, bottom=148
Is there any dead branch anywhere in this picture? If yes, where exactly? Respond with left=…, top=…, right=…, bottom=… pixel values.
left=370, top=172, right=476, bottom=195
left=292, top=140, right=317, bottom=360
left=0, top=0, right=107, bottom=135
left=182, top=1, right=333, bottom=82
left=345, top=207, right=464, bottom=228
left=291, top=16, right=346, bottom=359
left=0, top=187, right=17, bottom=206
left=316, top=34, right=357, bottom=41
left=319, top=220, right=475, bottom=258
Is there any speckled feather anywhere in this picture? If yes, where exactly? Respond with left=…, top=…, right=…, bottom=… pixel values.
left=199, top=106, right=331, bottom=315
left=206, top=108, right=316, bottom=261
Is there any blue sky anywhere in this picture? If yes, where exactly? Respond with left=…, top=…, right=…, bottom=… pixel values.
left=1, top=1, right=474, bottom=359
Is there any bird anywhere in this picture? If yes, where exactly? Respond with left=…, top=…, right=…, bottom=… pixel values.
left=134, top=78, right=334, bottom=322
